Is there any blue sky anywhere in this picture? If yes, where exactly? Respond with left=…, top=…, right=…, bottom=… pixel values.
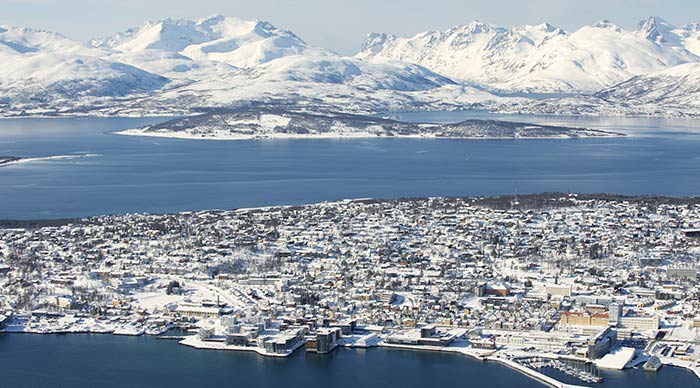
left=1, top=0, right=699, bottom=54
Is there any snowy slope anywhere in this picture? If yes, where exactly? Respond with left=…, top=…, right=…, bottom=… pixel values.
left=497, top=62, right=700, bottom=117
left=247, top=55, right=453, bottom=91
left=357, top=17, right=699, bottom=93
left=0, top=17, right=480, bottom=115
left=134, top=54, right=505, bottom=115
left=0, top=25, right=86, bottom=54
left=1, top=16, right=497, bottom=116
left=0, top=25, right=168, bottom=103
left=91, top=14, right=331, bottom=77
left=596, top=62, right=700, bottom=108
left=671, top=23, right=700, bottom=56
left=5, top=15, right=700, bottom=117
left=120, top=108, right=619, bottom=140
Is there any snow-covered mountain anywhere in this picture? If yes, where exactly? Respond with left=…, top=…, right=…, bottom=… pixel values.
left=636, top=17, right=700, bottom=56
left=0, top=25, right=168, bottom=106
left=135, top=55, right=497, bottom=116
left=670, top=23, right=700, bottom=56
left=596, top=62, right=700, bottom=109
left=246, top=56, right=452, bottom=91
left=495, top=61, right=700, bottom=117
left=0, top=25, right=85, bottom=53
left=90, top=15, right=331, bottom=78
left=357, top=17, right=699, bottom=93
left=1, top=16, right=496, bottom=116
left=3, top=15, right=700, bottom=117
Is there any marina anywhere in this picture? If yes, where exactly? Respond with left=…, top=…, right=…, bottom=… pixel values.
left=517, top=357, right=603, bottom=384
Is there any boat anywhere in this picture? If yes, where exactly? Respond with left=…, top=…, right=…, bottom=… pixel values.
left=643, top=356, right=662, bottom=372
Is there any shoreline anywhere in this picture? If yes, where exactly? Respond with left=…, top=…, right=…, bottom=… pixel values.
left=0, top=154, right=99, bottom=168
left=2, top=329, right=700, bottom=386
left=178, top=335, right=305, bottom=357
left=489, top=356, right=591, bottom=388
left=3, top=192, right=700, bottom=224
left=115, top=128, right=625, bottom=141
left=379, top=342, right=589, bottom=388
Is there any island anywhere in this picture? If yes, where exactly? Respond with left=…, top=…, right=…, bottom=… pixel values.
left=117, top=109, right=624, bottom=140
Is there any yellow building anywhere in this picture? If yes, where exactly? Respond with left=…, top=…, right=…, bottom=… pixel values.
left=559, top=311, right=609, bottom=327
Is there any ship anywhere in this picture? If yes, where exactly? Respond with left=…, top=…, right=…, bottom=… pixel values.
left=643, top=356, right=662, bottom=372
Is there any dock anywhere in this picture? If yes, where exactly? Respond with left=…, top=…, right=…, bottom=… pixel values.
left=179, top=335, right=304, bottom=358
left=489, top=356, right=591, bottom=388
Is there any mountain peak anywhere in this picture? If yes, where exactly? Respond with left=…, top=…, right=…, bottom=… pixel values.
left=198, top=14, right=226, bottom=24
left=359, top=32, right=395, bottom=56
left=0, top=24, right=86, bottom=54
left=538, top=22, right=557, bottom=32
left=462, top=20, right=494, bottom=34
left=637, top=16, right=679, bottom=45
left=682, top=22, right=700, bottom=31
left=592, top=19, right=621, bottom=31
left=515, top=22, right=565, bottom=36
left=638, top=16, right=673, bottom=28
left=91, top=15, right=311, bottom=57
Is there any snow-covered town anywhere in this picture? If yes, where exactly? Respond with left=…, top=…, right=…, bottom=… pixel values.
left=1, top=194, right=700, bottom=385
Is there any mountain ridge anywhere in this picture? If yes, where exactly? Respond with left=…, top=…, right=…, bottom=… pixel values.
left=357, top=16, right=700, bottom=93
left=2, top=15, right=700, bottom=117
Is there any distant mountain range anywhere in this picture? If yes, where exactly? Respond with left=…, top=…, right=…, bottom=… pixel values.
left=2, top=15, right=700, bottom=117
left=358, top=17, right=700, bottom=93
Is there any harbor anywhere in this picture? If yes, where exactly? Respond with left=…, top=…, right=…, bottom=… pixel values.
left=516, top=357, right=603, bottom=384
left=4, top=333, right=700, bottom=388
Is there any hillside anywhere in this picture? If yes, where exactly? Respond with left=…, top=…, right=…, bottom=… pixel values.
left=357, top=17, right=699, bottom=93
left=118, top=108, right=623, bottom=140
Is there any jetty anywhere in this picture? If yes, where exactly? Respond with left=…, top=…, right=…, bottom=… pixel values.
left=489, top=356, right=592, bottom=388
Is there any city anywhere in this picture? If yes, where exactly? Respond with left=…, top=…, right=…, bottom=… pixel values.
left=3, top=1, right=700, bottom=387
left=2, top=194, right=699, bottom=386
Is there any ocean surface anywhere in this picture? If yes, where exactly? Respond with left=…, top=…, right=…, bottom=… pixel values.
left=0, top=334, right=697, bottom=388
left=0, top=112, right=700, bottom=219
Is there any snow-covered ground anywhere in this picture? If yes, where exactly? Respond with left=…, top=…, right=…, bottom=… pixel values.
left=594, top=347, right=637, bottom=370
left=116, top=108, right=623, bottom=140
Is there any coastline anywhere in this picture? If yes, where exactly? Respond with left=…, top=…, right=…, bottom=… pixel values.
left=0, top=154, right=99, bottom=168
left=115, top=128, right=625, bottom=141
left=487, top=356, right=591, bottom=388
left=379, top=342, right=590, bottom=388
left=178, top=335, right=305, bottom=357
left=3, top=323, right=700, bottom=386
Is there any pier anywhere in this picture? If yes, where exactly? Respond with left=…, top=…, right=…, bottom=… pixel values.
left=489, top=356, right=591, bottom=388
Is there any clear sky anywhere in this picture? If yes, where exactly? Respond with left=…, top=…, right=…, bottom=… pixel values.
left=1, top=0, right=699, bottom=54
